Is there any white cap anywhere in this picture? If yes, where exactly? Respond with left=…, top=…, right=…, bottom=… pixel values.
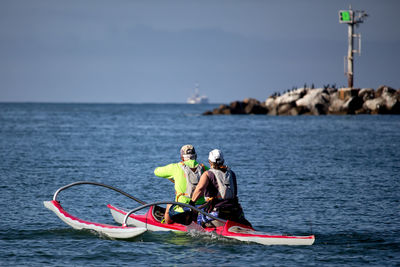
left=208, top=149, right=224, bottom=164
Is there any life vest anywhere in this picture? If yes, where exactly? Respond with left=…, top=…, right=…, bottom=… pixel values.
left=176, top=162, right=205, bottom=201
left=207, top=168, right=236, bottom=200
left=201, top=168, right=252, bottom=227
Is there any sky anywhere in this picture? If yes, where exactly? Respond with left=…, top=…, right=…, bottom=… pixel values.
left=0, top=0, right=399, bottom=103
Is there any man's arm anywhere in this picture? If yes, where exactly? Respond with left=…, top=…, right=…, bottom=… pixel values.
left=154, top=163, right=176, bottom=183
left=191, top=171, right=210, bottom=202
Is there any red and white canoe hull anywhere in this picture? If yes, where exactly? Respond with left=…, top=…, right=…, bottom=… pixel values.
left=107, top=204, right=315, bottom=246
left=108, top=204, right=190, bottom=232
left=219, top=220, right=315, bottom=246
left=44, top=200, right=147, bottom=239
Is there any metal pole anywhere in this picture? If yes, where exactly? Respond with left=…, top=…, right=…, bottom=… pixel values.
left=340, top=6, right=367, bottom=89
left=347, top=22, right=354, bottom=88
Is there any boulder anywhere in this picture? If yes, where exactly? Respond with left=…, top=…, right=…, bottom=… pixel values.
left=358, top=88, right=375, bottom=102
left=328, top=92, right=347, bottom=114
left=204, top=99, right=269, bottom=115
left=229, top=101, right=245, bottom=114
left=296, top=88, right=330, bottom=115
left=376, top=85, right=396, bottom=98
left=343, top=96, right=364, bottom=114
left=221, top=108, right=232, bottom=115
left=277, top=103, right=294, bottom=115
left=210, top=104, right=230, bottom=115
left=244, top=100, right=268, bottom=114
left=276, top=88, right=307, bottom=105
left=265, top=97, right=278, bottom=115
left=381, top=86, right=400, bottom=112
left=363, top=98, right=386, bottom=114
left=361, top=87, right=400, bottom=114
left=390, top=101, right=400, bottom=114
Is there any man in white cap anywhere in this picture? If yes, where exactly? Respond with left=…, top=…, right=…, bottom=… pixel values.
left=191, top=149, right=252, bottom=227
left=154, top=144, right=208, bottom=224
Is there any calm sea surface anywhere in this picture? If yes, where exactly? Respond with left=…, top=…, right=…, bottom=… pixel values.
left=0, top=103, right=399, bottom=266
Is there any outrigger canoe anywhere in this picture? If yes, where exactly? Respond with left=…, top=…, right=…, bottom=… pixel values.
left=44, top=181, right=315, bottom=245
left=108, top=204, right=315, bottom=246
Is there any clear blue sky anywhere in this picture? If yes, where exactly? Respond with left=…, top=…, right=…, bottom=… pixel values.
left=0, top=0, right=399, bottom=103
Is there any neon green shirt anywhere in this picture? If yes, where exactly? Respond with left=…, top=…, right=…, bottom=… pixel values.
left=154, top=159, right=207, bottom=205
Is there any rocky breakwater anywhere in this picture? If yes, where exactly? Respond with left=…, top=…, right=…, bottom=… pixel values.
left=203, top=85, right=400, bottom=115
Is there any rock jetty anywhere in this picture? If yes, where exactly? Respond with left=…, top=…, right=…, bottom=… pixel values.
left=203, top=85, right=400, bottom=115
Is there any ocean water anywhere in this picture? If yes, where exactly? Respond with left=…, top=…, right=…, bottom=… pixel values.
left=0, top=103, right=399, bottom=266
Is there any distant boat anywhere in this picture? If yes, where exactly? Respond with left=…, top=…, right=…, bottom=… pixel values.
left=187, top=85, right=209, bottom=104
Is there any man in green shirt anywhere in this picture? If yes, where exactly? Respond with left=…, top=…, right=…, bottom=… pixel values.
left=154, top=144, right=208, bottom=224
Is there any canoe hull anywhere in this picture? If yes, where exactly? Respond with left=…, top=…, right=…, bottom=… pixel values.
left=107, top=204, right=315, bottom=245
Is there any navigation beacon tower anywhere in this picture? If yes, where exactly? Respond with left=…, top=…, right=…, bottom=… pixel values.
left=339, top=5, right=368, bottom=89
